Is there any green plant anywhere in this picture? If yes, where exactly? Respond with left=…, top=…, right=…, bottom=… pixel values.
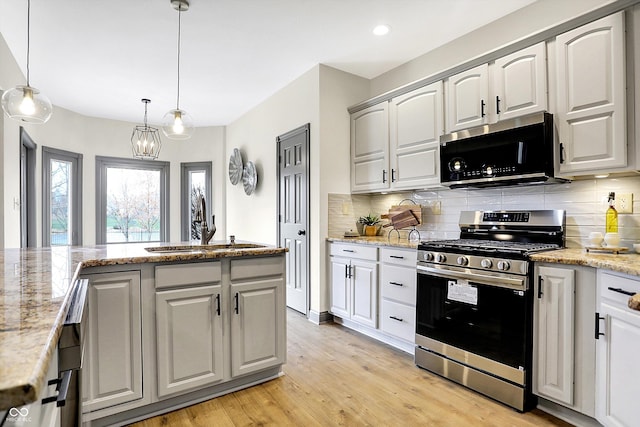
left=358, top=214, right=380, bottom=226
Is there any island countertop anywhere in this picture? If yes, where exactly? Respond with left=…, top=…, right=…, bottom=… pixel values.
left=0, top=241, right=285, bottom=411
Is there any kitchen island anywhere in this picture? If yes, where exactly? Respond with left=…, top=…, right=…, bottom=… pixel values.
left=0, top=241, right=286, bottom=425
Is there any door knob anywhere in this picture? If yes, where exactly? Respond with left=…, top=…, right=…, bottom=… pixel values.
left=298, top=230, right=306, bottom=236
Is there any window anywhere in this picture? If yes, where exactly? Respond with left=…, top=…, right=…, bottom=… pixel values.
left=96, top=156, right=169, bottom=244
left=42, top=146, right=83, bottom=246
left=181, top=162, right=212, bottom=241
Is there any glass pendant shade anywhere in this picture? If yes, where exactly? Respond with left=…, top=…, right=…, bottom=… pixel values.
left=1, top=85, right=53, bottom=123
left=161, top=108, right=194, bottom=140
left=131, top=99, right=162, bottom=160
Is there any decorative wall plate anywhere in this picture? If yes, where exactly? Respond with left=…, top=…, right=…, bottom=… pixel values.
left=228, top=148, right=243, bottom=185
left=242, top=161, right=257, bottom=195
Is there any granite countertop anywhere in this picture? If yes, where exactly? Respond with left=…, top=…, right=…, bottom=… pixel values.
left=326, top=235, right=419, bottom=249
left=0, top=241, right=284, bottom=411
left=530, top=248, right=640, bottom=277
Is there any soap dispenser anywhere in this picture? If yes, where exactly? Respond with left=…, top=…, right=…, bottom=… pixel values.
left=606, top=192, right=618, bottom=233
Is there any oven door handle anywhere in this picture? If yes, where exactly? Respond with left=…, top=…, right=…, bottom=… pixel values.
left=417, top=265, right=525, bottom=291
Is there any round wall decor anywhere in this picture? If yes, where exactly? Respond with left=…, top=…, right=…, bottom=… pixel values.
left=242, top=161, right=257, bottom=195
left=228, top=148, right=243, bottom=185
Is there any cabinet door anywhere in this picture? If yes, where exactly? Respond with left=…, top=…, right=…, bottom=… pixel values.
left=494, top=42, right=547, bottom=121
left=556, top=12, right=626, bottom=174
left=445, top=64, right=489, bottom=132
left=351, top=103, right=390, bottom=192
left=534, top=266, right=575, bottom=405
left=389, top=82, right=443, bottom=189
left=82, top=271, right=142, bottom=413
left=330, top=257, right=351, bottom=318
left=230, top=278, right=285, bottom=378
left=156, top=284, right=223, bottom=398
left=351, top=259, right=378, bottom=328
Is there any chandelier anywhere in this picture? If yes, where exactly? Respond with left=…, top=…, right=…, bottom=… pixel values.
left=162, top=0, right=194, bottom=139
left=131, top=99, right=162, bottom=160
left=1, top=0, right=53, bottom=124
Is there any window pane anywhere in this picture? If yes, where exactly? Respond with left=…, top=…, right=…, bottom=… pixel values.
left=106, top=167, right=161, bottom=243
left=189, top=170, right=206, bottom=240
left=50, top=159, right=72, bottom=245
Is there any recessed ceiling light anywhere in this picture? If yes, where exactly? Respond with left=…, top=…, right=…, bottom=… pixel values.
left=373, top=24, right=390, bottom=36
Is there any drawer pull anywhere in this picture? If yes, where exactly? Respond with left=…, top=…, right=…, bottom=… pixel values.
left=342, top=249, right=355, bottom=253
left=42, top=369, right=72, bottom=407
left=607, top=287, right=635, bottom=296
left=389, top=255, right=404, bottom=259
left=389, top=316, right=403, bottom=322
left=389, top=281, right=404, bottom=287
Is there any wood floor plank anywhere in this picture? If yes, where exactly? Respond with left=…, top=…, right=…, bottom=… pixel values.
left=129, top=309, right=574, bottom=427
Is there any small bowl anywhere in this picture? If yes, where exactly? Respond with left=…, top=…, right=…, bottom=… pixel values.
left=634, top=243, right=640, bottom=254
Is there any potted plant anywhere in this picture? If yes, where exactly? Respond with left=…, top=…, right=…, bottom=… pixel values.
left=358, top=214, right=381, bottom=236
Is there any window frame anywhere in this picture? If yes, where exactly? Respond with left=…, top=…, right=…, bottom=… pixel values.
left=180, top=161, right=212, bottom=241
left=42, top=146, right=83, bottom=247
left=95, top=156, right=170, bottom=244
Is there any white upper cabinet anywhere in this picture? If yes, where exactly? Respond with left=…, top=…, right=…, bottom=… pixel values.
left=445, top=64, right=489, bottom=132
left=555, top=12, right=626, bottom=174
left=351, top=103, right=390, bottom=192
left=389, top=82, right=443, bottom=189
left=493, top=42, right=548, bottom=121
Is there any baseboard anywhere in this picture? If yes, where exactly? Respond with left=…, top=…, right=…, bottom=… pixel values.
left=537, top=398, right=601, bottom=427
left=308, top=310, right=333, bottom=325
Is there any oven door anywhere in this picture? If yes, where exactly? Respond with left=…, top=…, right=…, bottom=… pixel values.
left=416, top=264, right=530, bottom=372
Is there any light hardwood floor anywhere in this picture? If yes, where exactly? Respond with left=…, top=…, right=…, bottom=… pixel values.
left=131, top=309, right=573, bottom=426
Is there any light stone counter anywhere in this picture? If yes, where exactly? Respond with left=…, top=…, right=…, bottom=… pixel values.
left=0, top=241, right=285, bottom=411
left=326, top=235, right=419, bottom=249
left=530, top=248, right=640, bottom=277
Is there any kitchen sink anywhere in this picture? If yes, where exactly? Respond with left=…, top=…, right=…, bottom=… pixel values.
left=145, top=243, right=266, bottom=253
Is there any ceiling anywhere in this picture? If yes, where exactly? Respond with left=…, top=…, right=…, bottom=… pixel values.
left=0, top=0, right=537, bottom=127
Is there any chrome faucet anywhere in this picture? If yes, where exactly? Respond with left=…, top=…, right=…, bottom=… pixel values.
left=194, top=195, right=216, bottom=245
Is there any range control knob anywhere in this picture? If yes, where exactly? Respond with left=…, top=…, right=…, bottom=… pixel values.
left=497, top=260, right=511, bottom=271
left=423, top=252, right=434, bottom=262
left=456, top=256, right=469, bottom=266
left=436, top=253, right=447, bottom=263
left=480, top=258, right=493, bottom=269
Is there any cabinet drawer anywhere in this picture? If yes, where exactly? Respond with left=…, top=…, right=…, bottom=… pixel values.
left=380, top=264, right=416, bottom=305
left=380, top=299, right=416, bottom=343
left=381, top=247, right=416, bottom=267
left=599, top=271, right=640, bottom=310
left=329, top=243, right=377, bottom=261
left=230, top=255, right=285, bottom=281
left=155, top=262, right=221, bottom=289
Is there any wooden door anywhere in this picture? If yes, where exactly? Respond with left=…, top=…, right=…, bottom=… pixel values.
left=389, top=82, right=443, bottom=189
left=156, top=284, right=223, bottom=398
left=556, top=12, right=626, bottom=173
left=278, top=124, right=309, bottom=315
left=350, top=103, right=390, bottom=192
left=350, top=259, right=377, bottom=328
left=534, top=266, right=575, bottom=406
left=445, top=64, right=489, bottom=132
left=82, top=271, right=142, bottom=413
left=494, top=42, right=547, bottom=121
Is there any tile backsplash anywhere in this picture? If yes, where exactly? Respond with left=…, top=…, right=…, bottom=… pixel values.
left=328, top=176, right=640, bottom=249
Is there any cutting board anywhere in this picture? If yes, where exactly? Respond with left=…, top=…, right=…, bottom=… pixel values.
left=388, top=209, right=419, bottom=229
left=382, top=205, right=422, bottom=224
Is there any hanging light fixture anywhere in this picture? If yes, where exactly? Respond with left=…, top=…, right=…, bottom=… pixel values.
left=132, top=99, right=162, bottom=160
left=162, top=0, right=194, bottom=139
left=1, top=0, right=53, bottom=124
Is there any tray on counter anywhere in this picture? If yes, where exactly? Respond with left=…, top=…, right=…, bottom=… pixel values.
left=584, top=246, right=629, bottom=254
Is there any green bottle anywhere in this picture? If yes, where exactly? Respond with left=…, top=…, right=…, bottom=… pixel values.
left=606, top=192, right=618, bottom=233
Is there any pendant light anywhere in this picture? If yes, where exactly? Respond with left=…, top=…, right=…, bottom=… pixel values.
left=162, top=0, right=194, bottom=139
left=1, top=0, right=53, bottom=124
left=131, top=99, right=162, bottom=160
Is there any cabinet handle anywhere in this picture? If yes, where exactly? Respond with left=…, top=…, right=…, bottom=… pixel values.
left=42, top=369, right=72, bottom=407
left=215, top=294, right=221, bottom=316
left=537, top=276, right=543, bottom=299
left=481, top=99, right=486, bottom=117
left=496, top=96, right=501, bottom=114
left=234, top=293, right=239, bottom=314
left=391, top=168, right=396, bottom=182
left=345, top=265, right=349, bottom=279
left=389, top=281, right=404, bottom=287
left=595, top=312, right=605, bottom=339
left=607, top=286, right=636, bottom=296
left=390, top=255, right=404, bottom=259
left=350, top=265, right=354, bottom=279
left=559, top=143, right=565, bottom=164
left=382, top=169, right=387, bottom=183
left=390, top=316, right=403, bottom=322
left=342, top=249, right=355, bottom=253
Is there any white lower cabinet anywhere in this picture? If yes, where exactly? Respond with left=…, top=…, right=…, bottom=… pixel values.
left=596, top=271, right=640, bottom=427
left=533, top=264, right=596, bottom=417
left=379, top=247, right=417, bottom=343
left=81, top=270, right=143, bottom=414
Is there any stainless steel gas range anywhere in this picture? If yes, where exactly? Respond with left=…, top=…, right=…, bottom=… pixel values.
left=415, top=210, right=565, bottom=411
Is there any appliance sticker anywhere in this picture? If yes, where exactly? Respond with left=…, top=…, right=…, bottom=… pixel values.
left=447, top=280, right=478, bottom=305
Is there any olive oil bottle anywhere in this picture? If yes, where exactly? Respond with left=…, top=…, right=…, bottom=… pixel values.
left=606, top=192, right=618, bottom=233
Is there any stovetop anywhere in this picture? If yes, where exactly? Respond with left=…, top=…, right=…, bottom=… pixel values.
left=418, top=239, right=560, bottom=256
